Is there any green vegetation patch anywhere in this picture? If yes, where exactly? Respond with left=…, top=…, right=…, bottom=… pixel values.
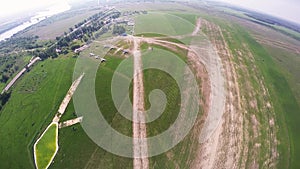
left=220, top=21, right=300, bottom=169
left=93, top=56, right=133, bottom=168
left=141, top=46, right=198, bottom=168
left=141, top=48, right=183, bottom=136
left=0, top=57, right=75, bottom=169
left=134, top=12, right=194, bottom=36
left=166, top=12, right=198, bottom=25
left=34, top=122, right=58, bottom=169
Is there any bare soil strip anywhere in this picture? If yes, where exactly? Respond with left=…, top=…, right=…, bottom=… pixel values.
left=53, top=73, right=84, bottom=123
left=58, top=116, right=83, bottom=128
left=132, top=36, right=149, bottom=169
left=192, top=19, right=278, bottom=169
left=192, top=18, right=202, bottom=36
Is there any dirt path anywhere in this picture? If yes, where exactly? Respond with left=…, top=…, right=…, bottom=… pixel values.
left=192, top=18, right=201, bottom=36
left=58, top=116, right=83, bottom=128
left=132, top=26, right=226, bottom=168
left=131, top=36, right=149, bottom=169
left=53, top=73, right=84, bottom=123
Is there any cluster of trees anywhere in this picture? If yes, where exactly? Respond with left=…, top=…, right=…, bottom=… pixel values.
left=33, top=46, right=57, bottom=59
left=0, top=56, right=20, bottom=84
left=0, top=36, right=39, bottom=53
left=0, top=91, right=11, bottom=111
left=110, top=12, right=121, bottom=19
left=55, top=11, right=121, bottom=52
left=113, top=25, right=126, bottom=35
left=74, top=19, right=87, bottom=29
left=0, top=75, right=9, bottom=83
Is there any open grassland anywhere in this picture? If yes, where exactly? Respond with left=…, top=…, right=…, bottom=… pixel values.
left=51, top=55, right=133, bottom=168
left=143, top=68, right=180, bottom=136
left=166, top=12, right=198, bottom=25
left=142, top=48, right=182, bottom=137
left=0, top=2, right=299, bottom=168
left=51, top=40, right=200, bottom=168
left=134, top=12, right=194, bottom=36
left=51, top=39, right=133, bottom=168
left=0, top=57, right=75, bottom=168
left=34, top=122, right=58, bottom=169
left=141, top=47, right=200, bottom=168
left=95, top=56, right=133, bottom=137
left=217, top=20, right=300, bottom=168
left=262, top=45, right=300, bottom=106
left=94, top=56, right=133, bottom=168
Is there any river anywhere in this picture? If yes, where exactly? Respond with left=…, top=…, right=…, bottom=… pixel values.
left=0, top=1, right=71, bottom=41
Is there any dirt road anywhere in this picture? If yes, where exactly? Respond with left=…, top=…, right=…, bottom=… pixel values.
left=53, top=73, right=84, bottom=123
left=59, top=116, right=83, bottom=128
left=192, top=18, right=201, bottom=36
left=132, top=30, right=226, bottom=169
left=131, top=36, right=149, bottom=169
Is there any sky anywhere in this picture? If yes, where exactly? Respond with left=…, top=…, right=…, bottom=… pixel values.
left=213, top=0, right=300, bottom=24
left=0, top=0, right=65, bottom=18
left=0, top=0, right=299, bottom=24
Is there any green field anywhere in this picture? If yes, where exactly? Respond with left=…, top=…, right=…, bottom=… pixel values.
left=141, top=47, right=199, bottom=168
left=0, top=57, right=75, bottom=168
left=95, top=56, right=133, bottom=137
left=95, top=56, right=133, bottom=168
left=166, top=12, right=198, bottom=25
left=142, top=48, right=183, bottom=137
left=218, top=21, right=300, bottom=168
left=34, top=122, right=58, bottom=169
left=134, top=12, right=194, bottom=36
left=0, top=2, right=300, bottom=169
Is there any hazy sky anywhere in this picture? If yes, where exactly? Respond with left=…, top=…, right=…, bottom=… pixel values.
left=0, top=0, right=299, bottom=24
left=214, top=0, right=300, bottom=24
left=0, top=0, right=63, bottom=17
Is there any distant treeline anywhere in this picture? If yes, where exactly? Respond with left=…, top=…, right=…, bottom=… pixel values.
left=0, top=21, right=25, bottom=35
left=244, top=13, right=300, bottom=33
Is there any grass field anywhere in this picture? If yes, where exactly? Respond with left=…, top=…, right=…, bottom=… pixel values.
left=46, top=37, right=133, bottom=168
left=263, top=45, right=300, bottom=105
left=218, top=20, right=300, bottom=169
left=134, top=12, right=194, bottom=36
left=144, top=68, right=180, bottom=136
left=0, top=57, right=75, bottom=168
left=95, top=56, right=133, bottom=137
left=34, top=122, right=58, bottom=169
left=52, top=39, right=198, bottom=168
left=141, top=48, right=183, bottom=137
left=94, top=56, right=133, bottom=167
left=141, top=47, right=199, bottom=168
left=1, top=2, right=299, bottom=168
left=166, top=12, right=198, bottom=25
